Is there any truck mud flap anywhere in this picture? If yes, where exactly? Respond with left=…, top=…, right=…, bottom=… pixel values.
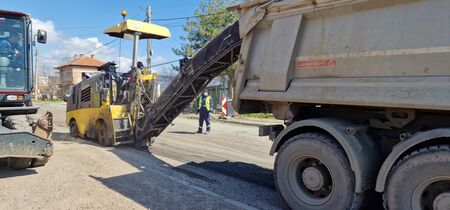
left=136, top=21, right=242, bottom=140
left=0, top=131, right=53, bottom=159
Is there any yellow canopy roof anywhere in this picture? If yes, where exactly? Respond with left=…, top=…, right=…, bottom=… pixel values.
left=104, top=19, right=171, bottom=40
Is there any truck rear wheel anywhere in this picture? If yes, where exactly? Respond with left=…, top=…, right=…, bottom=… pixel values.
left=274, top=133, right=363, bottom=210
left=384, top=145, right=450, bottom=210
left=7, top=158, right=32, bottom=170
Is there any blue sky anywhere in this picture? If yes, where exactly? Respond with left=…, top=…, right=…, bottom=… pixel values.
left=1, top=0, right=207, bottom=73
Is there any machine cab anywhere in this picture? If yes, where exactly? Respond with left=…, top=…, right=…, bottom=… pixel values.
left=0, top=10, right=46, bottom=116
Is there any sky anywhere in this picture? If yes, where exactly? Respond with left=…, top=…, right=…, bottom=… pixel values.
left=1, top=0, right=207, bottom=74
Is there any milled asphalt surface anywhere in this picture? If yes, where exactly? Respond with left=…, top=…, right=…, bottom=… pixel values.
left=0, top=102, right=287, bottom=210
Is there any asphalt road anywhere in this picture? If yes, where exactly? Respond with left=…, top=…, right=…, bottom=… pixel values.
left=0, top=102, right=286, bottom=210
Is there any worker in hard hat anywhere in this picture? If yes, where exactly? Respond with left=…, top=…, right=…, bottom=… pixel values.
left=196, top=89, right=214, bottom=134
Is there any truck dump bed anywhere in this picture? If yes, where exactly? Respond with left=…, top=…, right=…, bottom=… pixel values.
left=136, top=22, right=241, bottom=139
left=232, top=0, right=450, bottom=118
left=139, top=0, right=450, bottom=138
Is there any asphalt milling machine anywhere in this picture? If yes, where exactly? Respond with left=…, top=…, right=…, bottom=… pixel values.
left=66, top=18, right=240, bottom=148
left=0, top=10, right=53, bottom=170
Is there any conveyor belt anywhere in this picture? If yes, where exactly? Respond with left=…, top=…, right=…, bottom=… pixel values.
left=136, top=22, right=241, bottom=140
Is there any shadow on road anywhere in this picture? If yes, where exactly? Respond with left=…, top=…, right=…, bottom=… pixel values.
left=88, top=146, right=286, bottom=209
left=51, top=132, right=73, bottom=141
left=0, top=167, right=38, bottom=178
left=167, top=131, right=197, bottom=135
left=187, top=160, right=275, bottom=190
left=49, top=131, right=382, bottom=209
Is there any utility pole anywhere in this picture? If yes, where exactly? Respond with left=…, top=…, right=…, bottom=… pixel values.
left=145, top=6, right=152, bottom=70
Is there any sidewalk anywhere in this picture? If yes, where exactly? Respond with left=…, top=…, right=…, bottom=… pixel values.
left=179, top=113, right=283, bottom=127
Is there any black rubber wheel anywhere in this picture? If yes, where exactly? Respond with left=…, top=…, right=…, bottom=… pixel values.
left=384, top=145, right=450, bottom=210
left=69, top=120, right=79, bottom=138
left=0, top=158, right=7, bottom=167
left=274, top=133, right=363, bottom=210
left=95, top=121, right=112, bottom=146
left=7, top=158, right=32, bottom=170
left=30, top=158, right=49, bottom=168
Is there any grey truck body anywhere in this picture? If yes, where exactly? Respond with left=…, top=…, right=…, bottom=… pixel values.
left=232, top=0, right=450, bottom=116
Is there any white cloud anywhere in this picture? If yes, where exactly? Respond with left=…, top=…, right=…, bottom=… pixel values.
left=32, top=18, right=172, bottom=76
left=47, top=36, right=112, bottom=58
left=116, top=56, right=132, bottom=72
left=153, top=56, right=168, bottom=65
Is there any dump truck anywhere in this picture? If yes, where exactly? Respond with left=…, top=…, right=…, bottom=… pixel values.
left=0, top=10, right=53, bottom=170
left=231, top=0, right=450, bottom=209
left=67, top=0, right=450, bottom=208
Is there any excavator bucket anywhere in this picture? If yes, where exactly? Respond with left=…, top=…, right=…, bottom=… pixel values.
left=0, top=112, right=54, bottom=169
left=31, top=111, right=53, bottom=139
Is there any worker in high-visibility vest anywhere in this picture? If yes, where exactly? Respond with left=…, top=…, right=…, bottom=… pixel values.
left=196, top=90, right=214, bottom=134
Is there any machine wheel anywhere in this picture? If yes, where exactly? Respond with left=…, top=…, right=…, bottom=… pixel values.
left=95, top=121, right=112, bottom=146
left=0, top=158, right=7, bottom=167
left=384, top=145, right=450, bottom=210
left=69, top=120, right=79, bottom=138
left=274, top=132, right=363, bottom=210
left=30, top=158, right=49, bottom=168
left=7, top=158, right=32, bottom=170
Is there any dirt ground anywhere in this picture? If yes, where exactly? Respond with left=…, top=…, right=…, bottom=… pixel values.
left=0, top=102, right=286, bottom=210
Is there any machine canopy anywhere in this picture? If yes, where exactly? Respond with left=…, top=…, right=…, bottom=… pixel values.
left=104, top=19, right=171, bottom=39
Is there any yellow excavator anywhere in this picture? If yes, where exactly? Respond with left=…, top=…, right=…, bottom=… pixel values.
left=65, top=17, right=170, bottom=146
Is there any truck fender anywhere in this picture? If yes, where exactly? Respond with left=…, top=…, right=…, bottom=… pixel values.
left=270, top=118, right=381, bottom=193
left=375, top=128, right=450, bottom=192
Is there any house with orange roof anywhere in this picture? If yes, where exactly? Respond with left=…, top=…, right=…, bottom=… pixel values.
left=55, top=54, right=105, bottom=96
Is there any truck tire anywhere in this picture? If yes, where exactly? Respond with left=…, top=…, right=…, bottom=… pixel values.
left=274, top=133, right=363, bottom=210
left=384, top=145, right=450, bottom=210
left=69, top=120, right=79, bottom=138
left=7, top=158, right=32, bottom=170
left=95, top=121, right=112, bottom=146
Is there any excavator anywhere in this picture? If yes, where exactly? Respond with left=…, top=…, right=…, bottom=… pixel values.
left=0, top=10, right=54, bottom=170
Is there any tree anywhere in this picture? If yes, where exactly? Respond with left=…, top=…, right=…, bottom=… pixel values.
left=172, top=0, right=239, bottom=82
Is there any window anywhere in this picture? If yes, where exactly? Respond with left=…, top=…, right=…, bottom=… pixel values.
left=0, top=16, right=27, bottom=90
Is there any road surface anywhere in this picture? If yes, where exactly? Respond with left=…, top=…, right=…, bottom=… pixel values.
left=0, top=103, right=286, bottom=210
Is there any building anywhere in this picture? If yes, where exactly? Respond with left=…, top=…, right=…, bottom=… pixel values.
left=35, top=75, right=60, bottom=100
left=55, top=54, right=105, bottom=96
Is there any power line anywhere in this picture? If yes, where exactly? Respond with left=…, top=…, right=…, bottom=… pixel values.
left=152, top=59, right=179, bottom=67
left=83, top=38, right=119, bottom=55
left=54, top=11, right=233, bottom=30
left=153, top=2, right=196, bottom=9
left=37, top=38, right=119, bottom=60
left=152, top=11, right=232, bottom=22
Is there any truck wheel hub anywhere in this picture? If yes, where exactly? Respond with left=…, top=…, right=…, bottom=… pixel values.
left=434, top=193, right=450, bottom=210
left=301, top=165, right=330, bottom=191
